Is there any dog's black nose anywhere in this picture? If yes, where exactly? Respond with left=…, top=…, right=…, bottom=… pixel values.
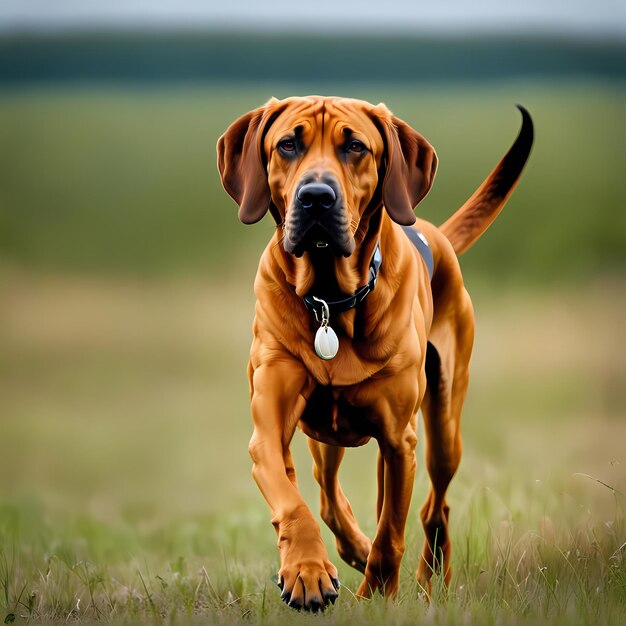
left=296, top=183, right=336, bottom=215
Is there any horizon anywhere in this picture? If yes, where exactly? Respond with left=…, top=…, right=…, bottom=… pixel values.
left=1, top=0, right=625, bottom=40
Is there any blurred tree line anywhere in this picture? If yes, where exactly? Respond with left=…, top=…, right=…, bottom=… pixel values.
left=1, top=32, right=624, bottom=84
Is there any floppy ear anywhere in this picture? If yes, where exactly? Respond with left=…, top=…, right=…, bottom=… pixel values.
left=216, top=100, right=284, bottom=224
left=375, top=109, right=438, bottom=225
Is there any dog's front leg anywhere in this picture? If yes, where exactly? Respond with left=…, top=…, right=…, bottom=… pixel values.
left=248, top=360, right=339, bottom=611
left=355, top=376, right=420, bottom=599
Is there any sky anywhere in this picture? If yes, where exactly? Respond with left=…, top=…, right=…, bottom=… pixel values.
left=1, top=0, right=625, bottom=38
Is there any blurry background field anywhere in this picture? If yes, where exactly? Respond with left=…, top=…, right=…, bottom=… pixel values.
left=1, top=3, right=625, bottom=623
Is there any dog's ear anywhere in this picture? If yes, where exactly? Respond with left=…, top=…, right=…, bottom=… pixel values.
left=217, top=99, right=284, bottom=224
left=373, top=106, right=438, bottom=225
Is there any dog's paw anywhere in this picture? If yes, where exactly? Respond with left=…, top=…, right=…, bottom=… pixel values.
left=277, top=559, right=339, bottom=611
left=354, top=543, right=402, bottom=599
left=336, top=533, right=371, bottom=573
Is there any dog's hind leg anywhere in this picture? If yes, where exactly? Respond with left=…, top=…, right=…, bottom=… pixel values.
left=417, top=292, right=474, bottom=591
left=309, top=440, right=372, bottom=573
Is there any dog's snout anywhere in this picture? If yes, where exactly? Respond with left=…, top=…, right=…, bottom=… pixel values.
left=296, top=183, right=337, bottom=214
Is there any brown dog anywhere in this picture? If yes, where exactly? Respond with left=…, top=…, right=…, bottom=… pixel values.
left=217, top=96, right=533, bottom=611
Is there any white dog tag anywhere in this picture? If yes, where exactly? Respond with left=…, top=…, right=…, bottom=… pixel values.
left=314, top=325, right=339, bottom=360
left=311, top=296, right=339, bottom=360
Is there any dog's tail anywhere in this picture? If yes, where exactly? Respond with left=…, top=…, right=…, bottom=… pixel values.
left=439, top=105, right=534, bottom=255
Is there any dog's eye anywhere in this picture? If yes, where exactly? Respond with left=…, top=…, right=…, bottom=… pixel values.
left=347, top=140, right=366, bottom=153
left=278, top=139, right=296, bottom=153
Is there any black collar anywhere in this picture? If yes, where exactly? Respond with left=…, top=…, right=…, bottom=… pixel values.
left=303, top=244, right=382, bottom=319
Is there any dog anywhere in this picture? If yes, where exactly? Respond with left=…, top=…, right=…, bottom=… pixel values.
left=217, top=96, right=533, bottom=611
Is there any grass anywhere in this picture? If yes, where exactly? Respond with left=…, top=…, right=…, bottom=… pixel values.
left=2, top=474, right=624, bottom=625
left=0, top=269, right=624, bottom=625
left=1, top=496, right=623, bottom=625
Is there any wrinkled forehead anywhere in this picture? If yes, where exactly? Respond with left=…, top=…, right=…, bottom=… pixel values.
left=264, top=96, right=384, bottom=155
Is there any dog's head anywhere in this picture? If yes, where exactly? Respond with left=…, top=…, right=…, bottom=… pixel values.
left=217, top=96, right=437, bottom=257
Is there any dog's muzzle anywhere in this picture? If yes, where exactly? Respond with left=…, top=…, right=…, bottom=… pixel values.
left=284, top=176, right=355, bottom=258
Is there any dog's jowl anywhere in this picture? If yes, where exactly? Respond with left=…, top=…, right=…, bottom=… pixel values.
left=217, top=97, right=533, bottom=611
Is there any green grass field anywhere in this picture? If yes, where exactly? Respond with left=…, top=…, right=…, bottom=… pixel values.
left=1, top=80, right=625, bottom=624
left=1, top=81, right=625, bottom=281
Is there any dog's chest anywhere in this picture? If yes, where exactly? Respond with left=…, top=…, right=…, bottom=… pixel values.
left=298, top=384, right=378, bottom=448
